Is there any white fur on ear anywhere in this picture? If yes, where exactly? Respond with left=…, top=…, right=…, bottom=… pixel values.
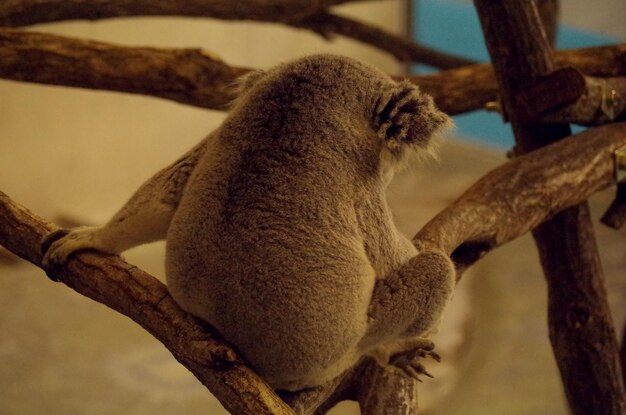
left=373, top=81, right=452, bottom=152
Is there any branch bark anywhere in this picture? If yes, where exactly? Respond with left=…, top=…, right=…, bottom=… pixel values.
left=1, top=27, right=624, bottom=116
left=412, top=42, right=626, bottom=116
left=0, top=28, right=247, bottom=111
left=414, top=122, right=626, bottom=270
left=0, top=0, right=376, bottom=26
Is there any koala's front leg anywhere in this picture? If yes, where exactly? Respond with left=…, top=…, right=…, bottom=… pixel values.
left=42, top=137, right=208, bottom=273
left=360, top=250, right=455, bottom=354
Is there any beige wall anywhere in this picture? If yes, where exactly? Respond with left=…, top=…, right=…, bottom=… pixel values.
left=0, top=3, right=405, bottom=225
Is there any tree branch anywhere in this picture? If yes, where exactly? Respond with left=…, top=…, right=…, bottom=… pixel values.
left=1, top=28, right=623, bottom=116
left=0, top=0, right=472, bottom=69
left=412, top=42, right=626, bottom=116
left=2, top=122, right=625, bottom=414
left=0, top=188, right=419, bottom=415
left=0, top=0, right=378, bottom=26
left=414, top=122, right=626, bottom=272
left=0, top=27, right=247, bottom=111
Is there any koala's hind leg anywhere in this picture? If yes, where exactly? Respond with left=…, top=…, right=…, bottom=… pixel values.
left=359, top=250, right=455, bottom=355
left=42, top=137, right=209, bottom=269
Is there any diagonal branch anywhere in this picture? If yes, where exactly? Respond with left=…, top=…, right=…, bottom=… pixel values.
left=1, top=28, right=624, bottom=115
left=0, top=188, right=413, bottom=415
left=415, top=121, right=626, bottom=274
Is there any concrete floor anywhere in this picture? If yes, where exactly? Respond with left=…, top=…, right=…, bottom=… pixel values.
left=1, top=139, right=624, bottom=414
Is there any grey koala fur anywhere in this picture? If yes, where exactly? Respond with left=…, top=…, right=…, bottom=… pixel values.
left=42, top=54, right=456, bottom=391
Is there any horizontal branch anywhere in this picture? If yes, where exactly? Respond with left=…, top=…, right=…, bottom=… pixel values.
left=0, top=0, right=374, bottom=26
left=0, top=0, right=469, bottom=69
left=0, top=191, right=296, bottom=415
left=2, top=28, right=623, bottom=116
left=414, top=122, right=626, bottom=272
left=0, top=28, right=247, bottom=111
left=413, top=42, right=626, bottom=116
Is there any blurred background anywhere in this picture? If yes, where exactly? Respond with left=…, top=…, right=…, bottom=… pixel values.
left=0, top=1, right=625, bottom=414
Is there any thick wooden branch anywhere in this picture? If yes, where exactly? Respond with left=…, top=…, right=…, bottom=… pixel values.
left=0, top=28, right=247, bottom=111
left=293, top=12, right=474, bottom=69
left=413, top=42, right=626, bottom=116
left=1, top=27, right=623, bottom=116
left=473, top=2, right=626, bottom=415
left=415, top=122, right=626, bottom=269
left=0, top=191, right=296, bottom=415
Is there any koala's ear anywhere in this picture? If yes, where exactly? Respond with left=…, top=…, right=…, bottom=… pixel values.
left=373, top=81, right=452, bottom=150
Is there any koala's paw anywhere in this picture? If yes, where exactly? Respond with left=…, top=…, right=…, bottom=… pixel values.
left=390, top=339, right=440, bottom=382
left=41, top=226, right=101, bottom=281
left=374, top=81, right=451, bottom=150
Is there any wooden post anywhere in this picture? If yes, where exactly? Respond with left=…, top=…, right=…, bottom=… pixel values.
left=473, top=1, right=626, bottom=414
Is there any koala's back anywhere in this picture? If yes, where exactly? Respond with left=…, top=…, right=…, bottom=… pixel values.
left=165, top=123, right=380, bottom=390
left=163, top=54, right=437, bottom=390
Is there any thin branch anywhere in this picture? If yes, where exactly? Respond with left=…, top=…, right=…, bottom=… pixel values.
left=293, top=12, right=474, bottom=69
left=1, top=28, right=624, bottom=116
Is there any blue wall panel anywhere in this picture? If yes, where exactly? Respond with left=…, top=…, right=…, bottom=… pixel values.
left=412, top=0, right=617, bottom=149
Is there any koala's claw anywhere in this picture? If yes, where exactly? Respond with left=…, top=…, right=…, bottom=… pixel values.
left=390, top=341, right=440, bottom=382
left=41, top=229, right=71, bottom=257
left=40, top=229, right=73, bottom=281
left=41, top=226, right=101, bottom=280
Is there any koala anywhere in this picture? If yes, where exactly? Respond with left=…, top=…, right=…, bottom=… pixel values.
left=42, top=54, right=455, bottom=391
